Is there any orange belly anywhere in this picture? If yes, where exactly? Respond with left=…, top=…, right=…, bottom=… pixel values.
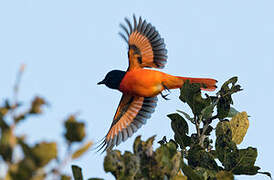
left=119, top=69, right=164, bottom=97
left=119, top=69, right=183, bottom=97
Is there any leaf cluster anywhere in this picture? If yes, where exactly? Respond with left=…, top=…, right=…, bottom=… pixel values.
left=104, top=136, right=181, bottom=180
left=0, top=96, right=92, bottom=180
left=86, top=77, right=271, bottom=180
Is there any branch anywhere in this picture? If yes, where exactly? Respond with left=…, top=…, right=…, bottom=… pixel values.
left=11, top=64, right=26, bottom=128
left=194, top=115, right=200, bottom=138
left=199, top=115, right=218, bottom=147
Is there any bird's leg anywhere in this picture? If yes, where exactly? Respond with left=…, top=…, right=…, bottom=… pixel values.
left=161, top=83, right=171, bottom=100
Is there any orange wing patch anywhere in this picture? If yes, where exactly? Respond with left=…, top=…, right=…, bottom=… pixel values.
left=119, top=15, right=168, bottom=70
left=97, top=95, right=158, bottom=152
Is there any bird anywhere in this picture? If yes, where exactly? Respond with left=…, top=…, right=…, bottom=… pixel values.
left=97, top=15, right=217, bottom=152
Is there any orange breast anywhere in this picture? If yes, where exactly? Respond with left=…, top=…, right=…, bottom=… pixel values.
left=119, top=69, right=165, bottom=97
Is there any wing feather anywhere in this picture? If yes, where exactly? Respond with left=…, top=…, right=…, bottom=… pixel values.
left=97, top=95, right=158, bottom=152
left=119, top=15, right=168, bottom=70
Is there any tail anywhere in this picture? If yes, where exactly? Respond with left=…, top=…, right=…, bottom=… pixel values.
left=179, top=77, right=217, bottom=91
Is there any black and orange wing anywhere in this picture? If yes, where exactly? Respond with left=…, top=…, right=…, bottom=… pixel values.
left=97, top=94, right=158, bottom=152
left=119, top=15, right=168, bottom=70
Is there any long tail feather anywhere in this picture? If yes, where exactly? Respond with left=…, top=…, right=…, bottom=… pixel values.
left=179, top=77, right=217, bottom=91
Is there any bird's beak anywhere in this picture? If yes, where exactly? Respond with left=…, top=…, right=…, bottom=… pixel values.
left=97, top=80, right=105, bottom=85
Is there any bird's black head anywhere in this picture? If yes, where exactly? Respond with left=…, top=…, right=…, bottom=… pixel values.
left=97, top=70, right=126, bottom=90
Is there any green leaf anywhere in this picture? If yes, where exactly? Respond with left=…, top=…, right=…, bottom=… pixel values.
left=179, top=81, right=211, bottom=116
left=133, top=136, right=142, bottom=154
left=104, top=150, right=139, bottom=179
left=14, top=113, right=26, bottom=123
left=231, top=147, right=260, bottom=175
left=133, top=135, right=155, bottom=156
left=104, top=150, right=123, bottom=176
left=71, top=141, right=93, bottom=159
left=168, top=113, right=191, bottom=148
left=201, top=105, right=214, bottom=120
left=31, top=142, right=57, bottom=167
left=217, top=96, right=232, bottom=119
left=215, top=122, right=261, bottom=176
left=258, top=171, right=272, bottom=179
left=227, top=107, right=239, bottom=118
left=217, top=77, right=242, bottom=119
left=215, top=121, right=232, bottom=138
left=168, top=113, right=189, bottom=134
left=155, top=141, right=181, bottom=177
left=180, top=160, right=202, bottom=180
left=201, top=99, right=218, bottom=121
left=72, top=165, right=84, bottom=180
left=215, top=121, right=237, bottom=164
left=8, top=158, right=37, bottom=180
left=187, top=145, right=219, bottom=171
left=219, top=77, right=241, bottom=94
left=176, top=110, right=195, bottom=123
left=29, top=96, right=46, bottom=114
left=64, top=115, right=86, bottom=143
left=122, top=151, right=140, bottom=178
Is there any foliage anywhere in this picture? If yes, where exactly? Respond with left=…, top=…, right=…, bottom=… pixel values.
left=0, top=66, right=93, bottom=180
left=81, top=76, right=270, bottom=180
left=0, top=97, right=92, bottom=180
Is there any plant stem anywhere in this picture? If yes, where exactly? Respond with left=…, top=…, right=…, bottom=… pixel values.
left=11, top=64, right=25, bottom=125
left=194, top=115, right=200, bottom=138
left=199, top=115, right=218, bottom=147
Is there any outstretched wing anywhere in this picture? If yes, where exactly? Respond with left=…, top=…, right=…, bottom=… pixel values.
left=119, top=15, right=168, bottom=70
left=97, top=94, right=158, bottom=152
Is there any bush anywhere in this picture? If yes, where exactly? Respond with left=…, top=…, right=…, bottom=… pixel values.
left=83, top=77, right=271, bottom=180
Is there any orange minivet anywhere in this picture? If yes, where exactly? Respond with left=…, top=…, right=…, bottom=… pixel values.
left=97, top=15, right=217, bottom=152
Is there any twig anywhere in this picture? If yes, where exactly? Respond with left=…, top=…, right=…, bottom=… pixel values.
left=11, top=64, right=26, bottom=127
left=13, top=64, right=25, bottom=108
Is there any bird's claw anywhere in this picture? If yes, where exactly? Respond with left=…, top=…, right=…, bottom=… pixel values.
left=161, top=83, right=171, bottom=100
left=161, top=92, right=170, bottom=100
left=162, top=83, right=170, bottom=92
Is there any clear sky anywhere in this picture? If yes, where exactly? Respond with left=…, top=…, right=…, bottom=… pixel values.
left=0, top=0, right=273, bottom=179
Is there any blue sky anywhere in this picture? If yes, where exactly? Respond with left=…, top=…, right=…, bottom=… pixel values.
left=0, top=0, right=273, bottom=179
